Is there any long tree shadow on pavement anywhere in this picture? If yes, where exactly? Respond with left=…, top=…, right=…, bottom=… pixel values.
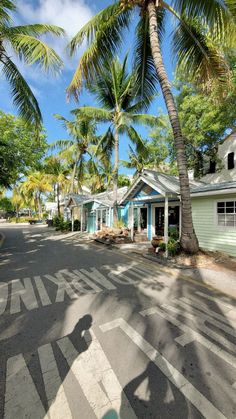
left=89, top=263, right=236, bottom=419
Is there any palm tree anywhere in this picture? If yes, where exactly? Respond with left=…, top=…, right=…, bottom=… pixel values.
left=0, top=0, right=64, bottom=128
left=11, top=186, right=26, bottom=218
left=67, top=0, right=235, bottom=252
left=72, top=56, right=157, bottom=220
left=52, top=115, right=98, bottom=193
left=44, top=156, right=70, bottom=216
left=21, top=172, right=52, bottom=219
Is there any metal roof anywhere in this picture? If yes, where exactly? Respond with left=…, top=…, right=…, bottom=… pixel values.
left=120, top=169, right=203, bottom=203
left=67, top=187, right=128, bottom=207
left=191, top=181, right=236, bottom=194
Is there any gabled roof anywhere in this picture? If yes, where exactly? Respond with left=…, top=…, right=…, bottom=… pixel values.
left=67, top=187, right=128, bottom=208
left=120, top=169, right=203, bottom=204
left=67, top=193, right=92, bottom=206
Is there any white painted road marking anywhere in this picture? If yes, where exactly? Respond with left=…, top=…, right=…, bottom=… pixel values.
left=4, top=353, right=48, bottom=419
left=140, top=306, right=236, bottom=369
left=196, top=291, right=236, bottom=314
left=57, top=330, right=137, bottom=419
left=38, top=343, right=72, bottom=418
left=34, top=276, right=52, bottom=306
left=162, top=302, right=236, bottom=353
left=0, top=282, right=8, bottom=314
left=44, top=272, right=78, bottom=302
left=179, top=295, right=236, bottom=326
left=100, top=318, right=227, bottom=419
left=10, top=278, right=39, bottom=314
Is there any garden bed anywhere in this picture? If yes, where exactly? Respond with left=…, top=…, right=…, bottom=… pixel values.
left=147, top=247, right=236, bottom=273
left=93, top=227, right=132, bottom=245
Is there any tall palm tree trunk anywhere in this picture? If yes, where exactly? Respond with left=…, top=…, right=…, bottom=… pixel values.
left=147, top=0, right=199, bottom=254
left=70, top=160, right=78, bottom=193
left=113, top=127, right=119, bottom=223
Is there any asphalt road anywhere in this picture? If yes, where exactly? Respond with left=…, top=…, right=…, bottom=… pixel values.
left=0, top=225, right=236, bottom=419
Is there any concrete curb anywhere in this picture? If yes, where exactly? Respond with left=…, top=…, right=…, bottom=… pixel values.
left=0, top=232, right=5, bottom=248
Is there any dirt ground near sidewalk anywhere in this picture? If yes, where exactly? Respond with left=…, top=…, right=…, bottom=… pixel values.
left=171, top=249, right=236, bottom=274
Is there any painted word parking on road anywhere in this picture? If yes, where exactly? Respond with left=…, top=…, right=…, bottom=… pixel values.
left=0, top=264, right=154, bottom=316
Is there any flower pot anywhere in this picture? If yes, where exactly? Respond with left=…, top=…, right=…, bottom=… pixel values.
left=151, top=236, right=163, bottom=249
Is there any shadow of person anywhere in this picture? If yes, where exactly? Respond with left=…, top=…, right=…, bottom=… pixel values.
left=67, top=314, right=93, bottom=352
left=120, top=361, right=189, bottom=419
left=43, top=314, right=93, bottom=417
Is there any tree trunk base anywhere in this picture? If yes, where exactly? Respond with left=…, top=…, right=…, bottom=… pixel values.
left=180, top=232, right=199, bottom=254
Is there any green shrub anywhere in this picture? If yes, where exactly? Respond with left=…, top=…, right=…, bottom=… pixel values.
left=169, top=227, right=179, bottom=240
left=61, top=220, right=71, bottom=231
left=159, top=241, right=166, bottom=251
left=167, top=238, right=180, bottom=256
left=53, top=216, right=63, bottom=228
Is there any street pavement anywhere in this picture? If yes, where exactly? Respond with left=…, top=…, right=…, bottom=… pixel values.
left=0, top=225, right=236, bottom=419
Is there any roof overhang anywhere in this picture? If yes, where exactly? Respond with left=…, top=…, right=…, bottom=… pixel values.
left=191, top=188, right=236, bottom=198
left=119, top=175, right=169, bottom=204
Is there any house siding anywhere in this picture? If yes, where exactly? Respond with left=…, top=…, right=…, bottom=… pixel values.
left=192, top=194, right=236, bottom=256
left=200, top=131, right=236, bottom=184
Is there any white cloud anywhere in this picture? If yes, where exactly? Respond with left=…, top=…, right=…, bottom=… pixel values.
left=17, top=0, right=93, bottom=38
left=15, top=0, right=94, bottom=79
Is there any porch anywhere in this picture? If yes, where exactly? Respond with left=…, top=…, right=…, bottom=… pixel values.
left=119, top=170, right=184, bottom=247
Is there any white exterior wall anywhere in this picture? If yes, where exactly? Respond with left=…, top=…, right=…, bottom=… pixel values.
left=201, top=132, right=236, bottom=183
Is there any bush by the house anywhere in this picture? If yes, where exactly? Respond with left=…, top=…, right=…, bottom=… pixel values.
left=52, top=216, right=71, bottom=232
left=159, top=241, right=166, bottom=252
left=169, top=227, right=179, bottom=240
left=167, top=238, right=180, bottom=256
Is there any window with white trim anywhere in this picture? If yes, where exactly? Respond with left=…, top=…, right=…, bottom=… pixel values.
left=217, top=201, right=236, bottom=227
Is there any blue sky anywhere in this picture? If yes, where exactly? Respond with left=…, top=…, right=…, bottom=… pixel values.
left=0, top=0, right=175, bottom=175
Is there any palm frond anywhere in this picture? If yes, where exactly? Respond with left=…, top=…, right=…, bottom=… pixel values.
left=50, top=139, right=74, bottom=150
left=96, top=127, right=115, bottom=160
left=133, top=10, right=163, bottom=107
left=67, top=3, right=132, bottom=98
left=126, top=126, right=149, bottom=156
left=72, top=106, right=112, bottom=122
left=10, top=35, right=63, bottom=73
left=123, top=112, right=159, bottom=127
left=4, top=24, right=65, bottom=38
left=1, top=55, right=42, bottom=127
left=172, top=15, right=230, bottom=88
left=172, top=0, right=233, bottom=37
left=0, top=0, right=16, bottom=24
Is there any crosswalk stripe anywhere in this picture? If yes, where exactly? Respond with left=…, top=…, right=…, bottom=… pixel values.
left=38, top=343, right=72, bottom=418
left=4, top=354, right=48, bottom=419
left=57, top=331, right=137, bottom=419
left=100, top=318, right=227, bottom=419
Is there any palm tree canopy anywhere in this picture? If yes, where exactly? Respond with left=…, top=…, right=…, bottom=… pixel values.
left=21, top=172, right=52, bottom=196
left=0, top=1, right=65, bottom=128
left=52, top=114, right=100, bottom=191
left=67, top=0, right=235, bottom=98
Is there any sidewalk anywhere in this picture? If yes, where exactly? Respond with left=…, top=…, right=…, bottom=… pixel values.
left=109, top=242, right=236, bottom=299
